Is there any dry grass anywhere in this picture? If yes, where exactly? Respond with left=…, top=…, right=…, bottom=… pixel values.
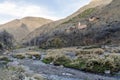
left=46, top=47, right=78, bottom=52
left=12, top=53, right=26, bottom=59
left=0, top=56, right=10, bottom=63
left=42, top=47, right=120, bottom=74
left=42, top=52, right=59, bottom=64
left=26, top=52, right=41, bottom=59
left=76, top=48, right=104, bottom=56
left=12, top=51, right=41, bottom=60
left=42, top=51, right=71, bottom=65
left=105, top=53, right=120, bottom=71
left=74, top=53, right=120, bottom=73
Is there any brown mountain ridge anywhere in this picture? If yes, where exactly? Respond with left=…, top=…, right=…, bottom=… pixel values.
left=0, top=17, right=53, bottom=42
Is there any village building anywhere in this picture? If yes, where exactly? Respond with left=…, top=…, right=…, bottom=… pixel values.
left=77, top=22, right=87, bottom=29
left=65, top=22, right=88, bottom=33
left=65, top=26, right=76, bottom=33
left=89, top=16, right=99, bottom=22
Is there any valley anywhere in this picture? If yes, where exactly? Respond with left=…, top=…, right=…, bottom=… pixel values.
left=0, top=0, right=120, bottom=80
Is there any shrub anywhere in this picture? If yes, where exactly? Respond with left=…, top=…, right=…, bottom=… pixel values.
left=8, top=66, right=25, bottom=73
left=0, top=30, right=14, bottom=50
left=47, top=38, right=64, bottom=48
left=53, top=54, right=71, bottom=66
left=112, top=49, right=120, bottom=53
left=12, top=52, right=41, bottom=60
left=93, top=48, right=104, bottom=55
left=42, top=56, right=54, bottom=64
left=0, top=42, right=3, bottom=50
left=65, top=59, right=86, bottom=70
left=43, top=49, right=120, bottom=74
left=12, top=53, right=25, bottom=59
left=65, top=53, right=119, bottom=74
left=64, top=60, right=80, bottom=69
left=42, top=52, right=57, bottom=64
left=76, top=50, right=92, bottom=56
left=105, top=54, right=120, bottom=72
left=76, top=48, right=104, bottom=56
left=103, top=57, right=116, bottom=73
left=85, top=56, right=119, bottom=74
left=0, top=56, right=10, bottom=63
left=26, top=52, right=41, bottom=60
left=65, top=53, right=97, bottom=70
left=14, top=45, right=23, bottom=49
left=42, top=52, right=71, bottom=66
left=85, top=58, right=106, bottom=73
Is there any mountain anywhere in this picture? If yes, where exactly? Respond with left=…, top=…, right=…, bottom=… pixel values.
left=23, top=0, right=120, bottom=48
left=22, top=0, right=112, bottom=43
left=0, top=17, right=52, bottom=42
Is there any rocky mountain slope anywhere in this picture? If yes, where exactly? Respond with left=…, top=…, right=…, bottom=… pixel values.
left=22, top=0, right=112, bottom=44
left=23, top=0, right=120, bottom=48
left=0, top=17, right=52, bottom=42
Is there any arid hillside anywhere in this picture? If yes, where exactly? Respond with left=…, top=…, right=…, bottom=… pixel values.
left=0, top=17, right=52, bottom=42
left=22, top=0, right=120, bottom=48
left=22, top=0, right=112, bottom=44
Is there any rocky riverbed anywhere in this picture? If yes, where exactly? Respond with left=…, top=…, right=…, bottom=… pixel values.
left=0, top=47, right=120, bottom=80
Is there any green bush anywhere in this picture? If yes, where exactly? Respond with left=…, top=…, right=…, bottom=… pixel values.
left=103, top=58, right=116, bottom=72
left=85, top=58, right=106, bottom=73
left=42, top=52, right=56, bottom=64
left=65, top=59, right=86, bottom=70
left=65, top=53, right=120, bottom=74
left=42, top=57, right=54, bottom=64
left=85, top=57, right=118, bottom=74
left=43, top=49, right=120, bottom=74
left=0, top=56, right=10, bottom=62
left=53, top=55, right=71, bottom=66
left=105, top=54, right=120, bottom=72
left=42, top=53, right=71, bottom=66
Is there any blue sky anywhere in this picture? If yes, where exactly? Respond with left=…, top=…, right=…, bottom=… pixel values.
left=0, top=0, right=91, bottom=24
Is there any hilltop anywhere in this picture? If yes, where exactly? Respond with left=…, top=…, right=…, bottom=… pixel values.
left=0, top=17, right=52, bottom=42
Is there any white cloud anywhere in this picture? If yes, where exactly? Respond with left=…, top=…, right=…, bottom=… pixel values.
left=0, top=1, right=59, bottom=24
left=0, top=0, right=91, bottom=24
